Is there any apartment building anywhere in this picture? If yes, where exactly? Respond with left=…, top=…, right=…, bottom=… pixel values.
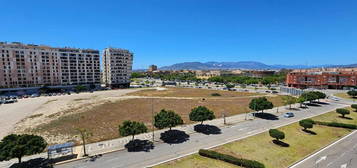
left=286, top=68, right=357, bottom=89
left=0, top=42, right=100, bottom=88
left=102, top=48, right=133, bottom=88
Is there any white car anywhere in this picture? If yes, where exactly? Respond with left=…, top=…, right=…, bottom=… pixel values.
left=284, top=112, right=295, bottom=118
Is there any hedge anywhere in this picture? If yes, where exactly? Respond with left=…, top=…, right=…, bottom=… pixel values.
left=199, top=149, right=265, bottom=168
left=314, top=121, right=357, bottom=129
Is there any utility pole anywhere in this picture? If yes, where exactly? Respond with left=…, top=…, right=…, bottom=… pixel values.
left=151, top=98, right=155, bottom=142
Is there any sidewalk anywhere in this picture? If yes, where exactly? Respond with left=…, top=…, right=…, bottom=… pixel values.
left=0, top=101, right=331, bottom=167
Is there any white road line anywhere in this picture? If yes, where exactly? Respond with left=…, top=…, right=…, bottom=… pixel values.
left=290, top=130, right=357, bottom=168
left=316, top=156, right=327, bottom=164
left=341, top=163, right=347, bottom=168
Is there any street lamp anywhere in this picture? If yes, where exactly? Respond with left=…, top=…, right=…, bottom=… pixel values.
left=151, top=98, right=155, bottom=142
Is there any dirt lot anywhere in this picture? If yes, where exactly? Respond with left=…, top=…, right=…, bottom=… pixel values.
left=127, top=87, right=262, bottom=98
left=29, top=94, right=284, bottom=144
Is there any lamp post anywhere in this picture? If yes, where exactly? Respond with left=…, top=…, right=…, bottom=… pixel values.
left=151, top=98, right=155, bottom=142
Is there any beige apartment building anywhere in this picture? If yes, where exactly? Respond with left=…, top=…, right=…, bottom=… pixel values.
left=102, top=48, right=133, bottom=88
left=0, top=42, right=100, bottom=88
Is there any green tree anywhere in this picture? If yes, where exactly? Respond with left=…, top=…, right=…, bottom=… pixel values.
left=0, top=134, right=47, bottom=163
left=75, top=85, right=87, bottom=93
left=297, top=96, right=306, bottom=108
left=225, top=84, right=235, bottom=90
left=347, top=90, right=357, bottom=98
left=336, top=108, right=350, bottom=118
left=119, top=120, right=148, bottom=140
left=189, top=106, right=216, bottom=125
left=154, top=109, right=183, bottom=130
left=300, top=92, right=319, bottom=103
left=249, top=97, right=274, bottom=113
left=269, top=129, right=285, bottom=141
left=311, top=91, right=326, bottom=101
left=76, top=128, right=92, bottom=157
left=351, top=104, right=357, bottom=112
left=282, top=95, right=297, bottom=109
left=299, top=119, right=314, bottom=131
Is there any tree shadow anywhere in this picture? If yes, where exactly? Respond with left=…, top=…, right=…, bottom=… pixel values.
left=160, top=130, right=190, bottom=144
left=124, top=139, right=154, bottom=152
left=194, top=124, right=222, bottom=135
left=300, top=106, right=309, bottom=109
left=272, top=140, right=290, bottom=147
left=315, top=101, right=330, bottom=105
left=288, top=108, right=300, bottom=111
left=254, top=113, right=279, bottom=120
left=10, top=158, right=53, bottom=168
left=306, top=103, right=321, bottom=107
left=302, top=129, right=317, bottom=135
left=338, top=116, right=353, bottom=120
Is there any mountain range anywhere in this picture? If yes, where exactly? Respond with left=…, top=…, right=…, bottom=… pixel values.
left=159, top=61, right=357, bottom=70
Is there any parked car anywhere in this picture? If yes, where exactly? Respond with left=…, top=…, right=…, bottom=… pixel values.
left=331, top=97, right=340, bottom=101
left=284, top=112, right=295, bottom=118
left=31, top=93, right=40, bottom=98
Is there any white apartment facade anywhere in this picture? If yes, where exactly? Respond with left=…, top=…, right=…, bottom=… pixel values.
left=102, top=48, right=133, bottom=88
left=0, top=42, right=100, bottom=88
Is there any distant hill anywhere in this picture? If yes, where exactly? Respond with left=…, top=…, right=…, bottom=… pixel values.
left=158, top=61, right=357, bottom=70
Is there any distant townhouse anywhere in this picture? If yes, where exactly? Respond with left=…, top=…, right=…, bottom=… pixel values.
left=102, top=48, right=133, bottom=88
left=286, top=68, right=357, bottom=89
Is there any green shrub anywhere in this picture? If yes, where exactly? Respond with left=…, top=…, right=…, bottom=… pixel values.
left=211, top=93, right=221, bottom=96
left=269, top=129, right=285, bottom=141
left=199, top=149, right=265, bottom=168
left=351, top=104, right=357, bottom=112
left=314, top=121, right=357, bottom=129
left=336, top=108, right=350, bottom=118
left=299, top=119, right=314, bottom=130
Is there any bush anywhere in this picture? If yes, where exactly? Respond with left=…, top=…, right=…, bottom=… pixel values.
left=299, top=119, right=314, bottom=130
left=211, top=93, right=221, bottom=96
left=351, top=104, right=357, bottom=112
left=347, top=90, right=357, bottom=98
left=269, top=129, right=285, bottom=141
left=314, top=121, right=357, bottom=129
left=336, top=108, right=350, bottom=118
left=199, top=149, right=265, bottom=168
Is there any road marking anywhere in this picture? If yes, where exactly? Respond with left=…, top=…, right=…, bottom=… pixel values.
left=341, top=163, right=347, bottom=168
left=315, top=156, right=327, bottom=164
left=290, top=130, right=357, bottom=168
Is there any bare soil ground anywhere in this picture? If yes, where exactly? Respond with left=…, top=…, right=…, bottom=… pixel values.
left=26, top=92, right=284, bottom=144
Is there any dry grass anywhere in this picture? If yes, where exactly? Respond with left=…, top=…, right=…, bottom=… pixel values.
left=155, top=154, right=241, bottom=168
left=33, top=95, right=284, bottom=143
left=127, top=87, right=262, bottom=98
left=156, top=110, right=355, bottom=168
left=334, top=92, right=357, bottom=100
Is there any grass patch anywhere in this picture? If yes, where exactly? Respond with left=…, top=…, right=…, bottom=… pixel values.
left=33, top=96, right=284, bottom=144
left=155, top=154, right=240, bottom=168
left=28, top=113, right=44, bottom=119
left=127, top=87, right=262, bottom=98
left=311, top=107, right=357, bottom=125
left=334, top=92, right=357, bottom=100
left=156, top=110, right=354, bottom=168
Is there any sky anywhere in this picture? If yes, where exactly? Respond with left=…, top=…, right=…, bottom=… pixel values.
left=1, top=0, right=357, bottom=69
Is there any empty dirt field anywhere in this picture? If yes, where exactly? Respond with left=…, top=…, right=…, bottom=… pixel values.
left=126, top=87, right=262, bottom=98
left=25, top=88, right=284, bottom=144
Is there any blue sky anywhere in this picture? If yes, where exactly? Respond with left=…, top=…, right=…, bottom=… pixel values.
left=1, top=0, right=357, bottom=69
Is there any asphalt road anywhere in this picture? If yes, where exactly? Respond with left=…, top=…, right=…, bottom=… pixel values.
left=291, top=130, right=357, bottom=168
left=56, top=101, right=346, bottom=168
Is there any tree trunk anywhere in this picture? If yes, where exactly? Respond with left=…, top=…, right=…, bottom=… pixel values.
left=82, top=137, right=87, bottom=156
left=201, top=121, right=203, bottom=125
left=289, top=104, right=291, bottom=109
left=169, top=126, right=172, bottom=131
left=18, top=157, right=21, bottom=163
left=132, top=135, right=135, bottom=141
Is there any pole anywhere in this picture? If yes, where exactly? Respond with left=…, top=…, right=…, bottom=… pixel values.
left=151, top=98, right=154, bottom=142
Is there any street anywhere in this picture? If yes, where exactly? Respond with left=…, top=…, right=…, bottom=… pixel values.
left=56, top=100, right=346, bottom=168
left=291, top=130, right=357, bottom=168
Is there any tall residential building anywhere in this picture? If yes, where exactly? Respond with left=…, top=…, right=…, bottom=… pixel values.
left=102, top=48, right=133, bottom=88
left=148, top=65, right=158, bottom=72
left=0, top=42, right=100, bottom=88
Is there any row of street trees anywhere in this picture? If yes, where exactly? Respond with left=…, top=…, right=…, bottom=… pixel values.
left=280, top=91, right=327, bottom=109
left=119, top=106, right=216, bottom=141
